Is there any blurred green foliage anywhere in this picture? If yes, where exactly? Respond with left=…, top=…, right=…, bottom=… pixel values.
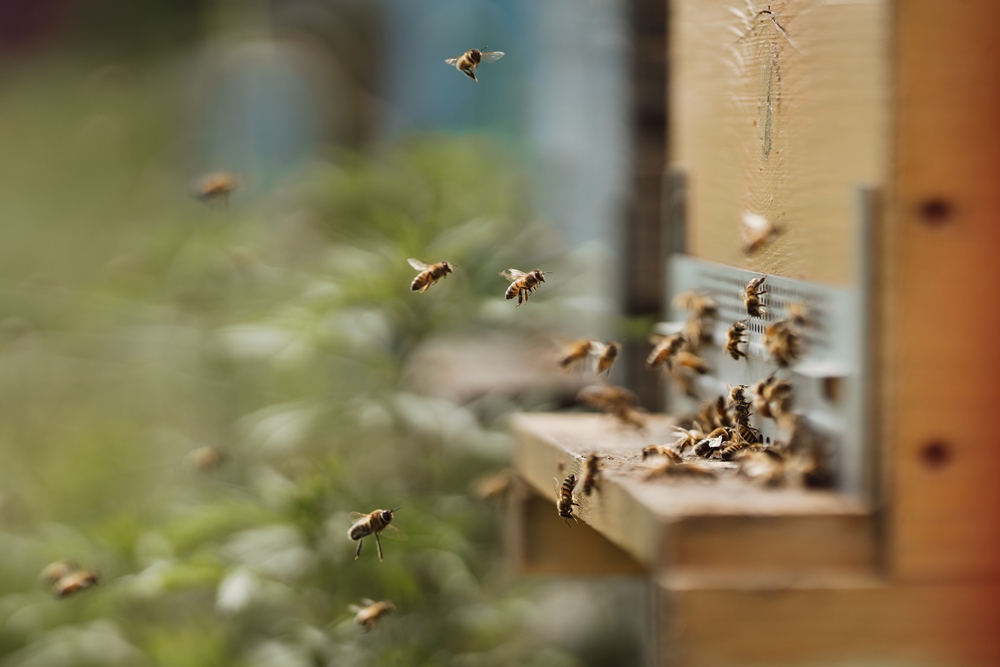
left=0, top=58, right=584, bottom=666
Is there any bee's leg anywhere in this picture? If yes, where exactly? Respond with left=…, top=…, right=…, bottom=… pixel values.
left=375, top=532, right=384, bottom=562
left=355, top=538, right=363, bottom=560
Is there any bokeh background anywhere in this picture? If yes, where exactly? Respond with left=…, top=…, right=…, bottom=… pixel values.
left=0, top=1, right=650, bottom=666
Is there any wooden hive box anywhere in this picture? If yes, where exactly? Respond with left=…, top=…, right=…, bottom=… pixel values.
left=509, top=1, right=1000, bottom=665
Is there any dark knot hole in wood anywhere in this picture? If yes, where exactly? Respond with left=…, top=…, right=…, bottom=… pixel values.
left=917, top=198, right=955, bottom=226
left=920, top=440, right=953, bottom=470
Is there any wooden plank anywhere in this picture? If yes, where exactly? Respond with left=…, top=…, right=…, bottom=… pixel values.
left=506, top=480, right=645, bottom=576
left=659, top=579, right=1000, bottom=667
left=512, top=413, right=874, bottom=576
left=885, top=0, right=1000, bottom=579
left=670, top=0, right=890, bottom=284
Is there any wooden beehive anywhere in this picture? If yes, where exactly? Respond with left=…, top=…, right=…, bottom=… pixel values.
left=509, top=1, right=1000, bottom=664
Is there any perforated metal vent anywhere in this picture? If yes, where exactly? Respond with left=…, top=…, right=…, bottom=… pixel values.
left=659, top=255, right=868, bottom=496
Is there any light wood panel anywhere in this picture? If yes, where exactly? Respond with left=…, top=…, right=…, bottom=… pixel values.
left=670, top=0, right=890, bottom=283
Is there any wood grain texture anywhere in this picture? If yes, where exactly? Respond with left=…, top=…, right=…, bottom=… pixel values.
left=511, top=413, right=874, bottom=576
left=884, top=0, right=1000, bottom=580
left=661, top=580, right=1000, bottom=667
left=670, top=0, right=889, bottom=283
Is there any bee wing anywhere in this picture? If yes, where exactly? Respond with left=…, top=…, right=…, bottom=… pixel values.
left=444, top=57, right=460, bottom=66
left=407, top=258, right=430, bottom=271
left=500, top=268, right=527, bottom=281
left=480, top=51, right=505, bottom=63
left=348, top=604, right=362, bottom=613
left=379, top=525, right=407, bottom=541
left=348, top=512, right=369, bottom=523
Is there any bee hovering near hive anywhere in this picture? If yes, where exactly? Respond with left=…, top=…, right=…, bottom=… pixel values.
left=501, top=268, right=548, bottom=305
left=577, top=384, right=646, bottom=429
left=408, top=258, right=454, bottom=293
left=348, top=508, right=404, bottom=562
left=646, top=333, right=686, bottom=371
left=350, top=599, right=396, bottom=632
left=674, top=291, right=718, bottom=350
left=740, top=211, right=782, bottom=255
left=445, top=48, right=505, bottom=82
left=193, top=171, right=237, bottom=204
left=592, top=341, right=620, bottom=376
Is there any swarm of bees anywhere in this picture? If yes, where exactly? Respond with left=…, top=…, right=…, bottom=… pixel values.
left=40, top=561, right=100, bottom=598
left=445, top=48, right=505, bottom=82
left=350, top=599, right=396, bottom=631
left=348, top=508, right=404, bottom=562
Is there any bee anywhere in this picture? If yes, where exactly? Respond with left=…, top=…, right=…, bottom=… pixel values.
left=408, top=258, right=454, bottom=293
left=764, top=320, right=802, bottom=367
left=786, top=302, right=811, bottom=328
left=577, top=385, right=646, bottom=429
left=743, top=276, right=768, bottom=318
left=741, top=211, right=782, bottom=255
left=501, top=268, right=547, bottom=305
left=675, top=351, right=711, bottom=375
left=445, top=48, right=505, bottom=82
left=593, top=341, right=620, bottom=375
left=646, top=333, right=686, bottom=370
left=641, top=444, right=683, bottom=462
left=472, top=469, right=513, bottom=500
left=674, top=291, right=718, bottom=320
left=671, top=426, right=703, bottom=453
left=350, top=599, right=396, bottom=632
left=348, top=508, right=404, bottom=562
left=39, top=560, right=79, bottom=585
left=52, top=569, right=100, bottom=598
left=190, top=446, right=225, bottom=471
left=580, top=454, right=603, bottom=496
left=194, top=171, right=237, bottom=204
left=737, top=450, right=788, bottom=487
left=556, top=474, right=579, bottom=523
left=725, top=320, right=749, bottom=360
left=693, top=427, right=730, bottom=458
left=558, top=339, right=595, bottom=371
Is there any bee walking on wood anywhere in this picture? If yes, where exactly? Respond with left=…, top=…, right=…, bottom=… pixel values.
left=194, top=171, right=237, bottom=204
left=580, top=454, right=603, bottom=496
left=348, top=507, right=404, bottom=562
left=725, top=320, right=749, bottom=360
left=743, top=276, right=768, bottom=318
left=408, top=258, right=454, bottom=293
left=501, top=268, right=547, bottom=305
left=445, top=48, right=505, bottom=82
left=350, top=599, right=396, bottom=631
left=556, top=474, right=580, bottom=524
left=641, top=444, right=683, bottom=462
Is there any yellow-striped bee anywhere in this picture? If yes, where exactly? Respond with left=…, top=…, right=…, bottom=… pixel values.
left=725, top=320, right=748, bottom=360
left=580, top=454, right=603, bottom=496
left=743, top=276, right=768, bottom=318
left=641, top=444, right=683, bottom=462
left=593, top=341, right=620, bottom=375
left=408, top=258, right=454, bottom=293
left=445, top=48, right=505, bottom=82
left=348, top=508, right=404, bottom=562
left=558, top=339, right=595, bottom=371
left=675, top=351, right=711, bottom=375
left=556, top=474, right=579, bottom=523
left=764, top=319, right=803, bottom=367
left=501, top=268, right=547, bottom=305
left=52, top=569, right=100, bottom=598
left=194, top=171, right=237, bottom=204
left=350, top=599, right=396, bottom=631
left=646, top=333, right=686, bottom=370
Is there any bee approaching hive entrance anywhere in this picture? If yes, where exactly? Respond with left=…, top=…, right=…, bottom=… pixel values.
left=660, top=191, right=874, bottom=498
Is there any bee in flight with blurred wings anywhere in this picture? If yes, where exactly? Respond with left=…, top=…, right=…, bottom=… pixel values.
left=348, top=507, right=405, bottom=562
left=445, top=48, right=505, bottom=82
left=501, top=268, right=547, bottom=305
left=408, top=258, right=454, bottom=293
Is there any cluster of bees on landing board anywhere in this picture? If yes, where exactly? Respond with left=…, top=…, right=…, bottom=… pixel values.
left=553, top=274, right=833, bottom=525
left=38, top=47, right=517, bottom=633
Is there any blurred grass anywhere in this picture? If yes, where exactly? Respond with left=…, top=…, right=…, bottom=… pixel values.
left=0, top=55, right=586, bottom=666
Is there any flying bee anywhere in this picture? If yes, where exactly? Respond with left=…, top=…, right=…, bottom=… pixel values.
left=580, top=454, right=603, bottom=496
left=646, top=333, right=686, bottom=370
left=348, top=508, right=405, bottom=562
left=39, top=560, right=79, bottom=586
left=641, top=444, right=683, bottom=462
left=741, top=211, right=782, bottom=255
left=556, top=474, right=579, bottom=524
left=673, top=291, right=718, bottom=320
left=674, top=351, right=711, bottom=375
left=558, top=339, right=595, bottom=371
left=737, top=450, right=788, bottom=487
left=52, top=569, right=100, bottom=598
left=725, top=320, right=749, bottom=360
left=445, top=48, right=505, bottom=82
left=501, top=268, right=547, bottom=305
left=350, top=599, right=396, bottom=632
left=593, top=341, right=620, bottom=376
left=743, top=276, right=768, bottom=318
left=764, top=320, right=802, bottom=367
left=193, top=171, right=237, bottom=204
left=577, top=384, right=638, bottom=410
left=408, top=258, right=454, bottom=293
left=786, top=302, right=811, bottom=328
